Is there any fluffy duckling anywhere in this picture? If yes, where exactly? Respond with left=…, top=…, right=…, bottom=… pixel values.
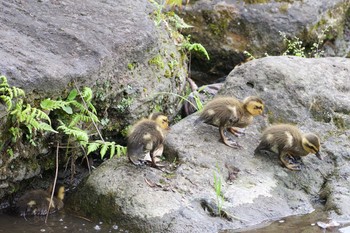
left=127, top=113, right=170, bottom=167
left=197, top=96, right=264, bottom=148
left=16, top=185, right=65, bottom=216
left=254, top=124, right=321, bottom=171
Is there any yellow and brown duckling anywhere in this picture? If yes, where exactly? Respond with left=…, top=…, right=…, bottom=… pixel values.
left=254, top=124, right=321, bottom=171
left=197, top=96, right=264, bottom=148
left=16, top=185, right=65, bottom=216
left=127, top=113, right=170, bottom=168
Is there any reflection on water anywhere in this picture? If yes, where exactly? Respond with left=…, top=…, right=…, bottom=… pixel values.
left=1, top=208, right=350, bottom=233
left=223, top=210, right=350, bottom=233
left=0, top=211, right=126, bottom=233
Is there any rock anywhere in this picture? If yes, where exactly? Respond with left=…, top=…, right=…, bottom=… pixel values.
left=0, top=0, right=187, bottom=200
left=69, top=56, right=350, bottom=232
left=177, top=0, right=350, bottom=82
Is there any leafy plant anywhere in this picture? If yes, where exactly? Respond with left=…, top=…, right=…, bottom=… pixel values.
left=41, top=85, right=127, bottom=159
left=280, top=32, right=306, bottom=57
left=0, top=76, right=56, bottom=145
left=149, top=0, right=210, bottom=61
left=308, top=26, right=330, bottom=58
left=182, top=36, right=210, bottom=60
left=213, top=165, right=224, bottom=215
left=155, top=91, right=204, bottom=112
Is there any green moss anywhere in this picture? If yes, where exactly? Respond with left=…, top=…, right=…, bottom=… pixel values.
left=148, top=54, right=165, bottom=69
left=279, top=3, right=289, bottom=13
left=116, top=97, right=133, bottom=113
left=208, top=19, right=229, bottom=37
left=333, top=115, right=348, bottom=130
left=164, top=69, right=172, bottom=78
left=127, top=62, right=137, bottom=70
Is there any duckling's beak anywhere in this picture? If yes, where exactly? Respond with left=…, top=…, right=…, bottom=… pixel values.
left=315, top=151, right=322, bottom=160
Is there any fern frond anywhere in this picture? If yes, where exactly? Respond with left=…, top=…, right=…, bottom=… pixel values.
left=0, top=95, right=12, bottom=111
left=37, top=122, right=58, bottom=133
left=70, top=100, right=86, bottom=113
left=88, top=102, right=97, bottom=114
left=57, top=121, right=89, bottom=143
left=87, top=142, right=101, bottom=155
left=81, top=87, right=93, bottom=102
left=116, top=144, right=127, bottom=157
left=41, top=98, right=67, bottom=111
left=110, top=142, right=116, bottom=158
left=100, top=142, right=109, bottom=158
left=68, top=113, right=92, bottom=127
left=87, top=111, right=100, bottom=123
left=0, top=76, right=9, bottom=88
left=12, top=87, right=25, bottom=98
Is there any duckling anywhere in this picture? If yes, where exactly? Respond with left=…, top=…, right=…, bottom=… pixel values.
left=127, top=113, right=170, bottom=168
left=254, top=124, right=321, bottom=171
left=16, top=185, right=65, bottom=216
left=197, top=96, right=264, bottom=148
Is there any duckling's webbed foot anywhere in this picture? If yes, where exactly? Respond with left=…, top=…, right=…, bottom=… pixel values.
left=228, top=127, right=246, bottom=137
left=128, top=156, right=147, bottom=166
left=224, top=137, right=243, bottom=149
left=280, top=153, right=303, bottom=171
left=220, top=127, right=242, bottom=149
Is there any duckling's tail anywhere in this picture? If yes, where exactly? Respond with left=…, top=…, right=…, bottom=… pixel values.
left=193, top=116, right=203, bottom=126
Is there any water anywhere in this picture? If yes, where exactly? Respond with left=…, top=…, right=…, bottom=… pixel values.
left=0, top=208, right=349, bottom=233
left=227, top=210, right=350, bottom=233
left=0, top=211, right=126, bottom=233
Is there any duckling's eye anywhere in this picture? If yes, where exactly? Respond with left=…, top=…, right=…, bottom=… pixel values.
left=254, top=106, right=263, bottom=110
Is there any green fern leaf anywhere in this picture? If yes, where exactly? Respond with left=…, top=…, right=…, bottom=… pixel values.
left=38, top=122, right=58, bottom=133
left=1, top=95, right=12, bottom=111
left=109, top=143, right=116, bottom=158
left=33, top=108, right=51, bottom=123
left=57, top=122, right=89, bottom=143
left=100, top=142, right=109, bottom=159
left=13, top=87, right=25, bottom=97
left=41, top=99, right=66, bottom=110
left=82, top=87, right=93, bottom=102
left=116, top=145, right=127, bottom=157
left=88, top=102, right=97, bottom=114
left=0, top=76, right=9, bottom=88
left=87, top=142, right=100, bottom=155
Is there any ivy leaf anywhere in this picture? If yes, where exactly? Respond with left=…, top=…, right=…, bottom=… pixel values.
left=67, top=89, right=78, bottom=101
left=61, top=105, right=73, bottom=114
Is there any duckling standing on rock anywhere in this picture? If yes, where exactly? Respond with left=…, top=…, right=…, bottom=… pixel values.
left=197, top=96, right=264, bottom=148
left=16, top=185, right=65, bottom=216
left=127, top=113, right=170, bottom=168
left=254, top=124, right=322, bottom=171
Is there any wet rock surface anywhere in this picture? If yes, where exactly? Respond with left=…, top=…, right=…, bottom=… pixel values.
left=177, top=0, right=350, bottom=82
left=70, top=56, right=350, bottom=232
left=0, top=0, right=187, bottom=200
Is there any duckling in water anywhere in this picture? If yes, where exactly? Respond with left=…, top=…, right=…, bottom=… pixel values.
left=127, top=113, right=170, bottom=168
left=254, top=124, right=321, bottom=171
left=197, top=96, right=264, bottom=148
left=16, top=185, right=65, bottom=216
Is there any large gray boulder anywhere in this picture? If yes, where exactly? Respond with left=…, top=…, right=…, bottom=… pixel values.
left=177, top=0, right=350, bottom=82
left=0, top=0, right=187, bottom=200
left=68, top=56, right=350, bottom=232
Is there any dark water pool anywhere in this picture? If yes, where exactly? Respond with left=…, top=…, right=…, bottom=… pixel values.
left=1, top=209, right=350, bottom=233
left=0, top=211, right=126, bottom=233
